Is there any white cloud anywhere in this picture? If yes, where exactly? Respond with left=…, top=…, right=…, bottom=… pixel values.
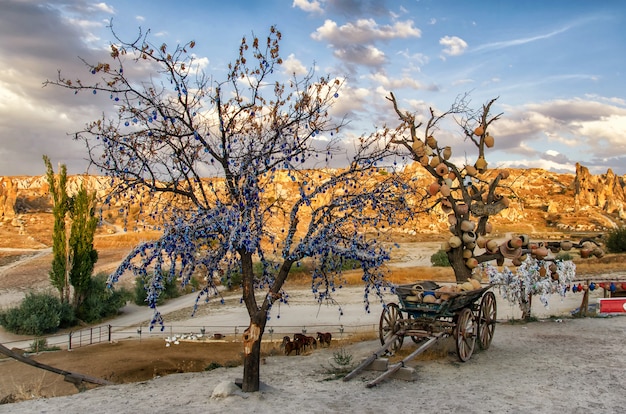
left=282, top=54, right=309, bottom=76
left=328, top=82, right=371, bottom=117
left=439, top=36, right=468, bottom=57
left=312, top=19, right=420, bottom=46
left=452, top=78, right=474, bottom=87
left=499, top=158, right=577, bottom=173
left=472, top=26, right=570, bottom=53
left=485, top=98, right=626, bottom=173
left=312, top=18, right=420, bottom=68
left=368, top=72, right=423, bottom=90
left=334, top=44, right=386, bottom=67
left=292, top=0, right=323, bottom=14
left=93, top=2, right=115, bottom=14
left=184, top=54, right=209, bottom=74
left=573, top=114, right=626, bottom=156
left=397, top=48, right=428, bottom=62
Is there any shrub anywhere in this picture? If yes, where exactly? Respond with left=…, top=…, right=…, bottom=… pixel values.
left=0, top=292, right=75, bottom=335
left=29, top=338, right=59, bottom=353
left=221, top=269, right=243, bottom=290
left=180, top=275, right=203, bottom=294
left=205, top=362, right=223, bottom=371
left=77, top=273, right=132, bottom=323
left=134, top=271, right=182, bottom=306
left=555, top=252, right=573, bottom=261
left=605, top=226, right=626, bottom=253
left=431, top=250, right=451, bottom=267
left=322, top=347, right=355, bottom=379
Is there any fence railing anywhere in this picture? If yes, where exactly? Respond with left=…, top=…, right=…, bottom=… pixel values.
left=1, top=322, right=379, bottom=352
left=68, top=324, right=112, bottom=350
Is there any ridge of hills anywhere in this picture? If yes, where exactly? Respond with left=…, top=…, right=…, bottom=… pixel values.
left=0, top=162, right=624, bottom=251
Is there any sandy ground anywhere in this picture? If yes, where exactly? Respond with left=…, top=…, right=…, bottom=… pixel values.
left=1, top=281, right=625, bottom=413
left=2, top=239, right=626, bottom=413
left=1, top=316, right=625, bottom=414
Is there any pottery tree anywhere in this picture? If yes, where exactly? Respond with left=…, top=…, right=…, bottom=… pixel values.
left=387, top=92, right=515, bottom=282
left=45, top=26, right=413, bottom=392
left=386, top=92, right=604, bottom=318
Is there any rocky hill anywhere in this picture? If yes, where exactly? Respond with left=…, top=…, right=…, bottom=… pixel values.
left=1, top=163, right=624, bottom=249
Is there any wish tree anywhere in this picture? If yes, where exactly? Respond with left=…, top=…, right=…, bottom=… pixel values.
left=45, top=26, right=414, bottom=391
left=386, top=93, right=604, bottom=319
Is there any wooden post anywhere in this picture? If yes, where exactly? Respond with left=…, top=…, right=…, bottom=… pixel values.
left=366, top=332, right=445, bottom=388
left=575, top=280, right=590, bottom=317
left=343, top=330, right=405, bottom=382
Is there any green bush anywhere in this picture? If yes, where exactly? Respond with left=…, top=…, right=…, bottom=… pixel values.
left=134, top=271, right=182, bottom=306
left=29, top=338, right=59, bottom=353
left=77, top=273, right=132, bottom=323
left=430, top=250, right=451, bottom=267
left=605, top=226, right=626, bottom=253
left=0, top=292, right=75, bottom=335
left=221, top=269, right=243, bottom=290
left=555, top=252, right=573, bottom=261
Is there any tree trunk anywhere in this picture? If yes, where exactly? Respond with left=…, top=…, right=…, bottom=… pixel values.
left=448, top=247, right=472, bottom=282
left=520, top=293, right=532, bottom=321
left=241, top=315, right=266, bottom=392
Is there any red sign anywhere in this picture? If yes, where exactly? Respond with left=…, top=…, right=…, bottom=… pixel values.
left=598, top=298, right=626, bottom=314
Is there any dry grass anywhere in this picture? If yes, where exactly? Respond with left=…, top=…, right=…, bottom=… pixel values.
left=2, top=372, right=61, bottom=403
left=93, top=230, right=161, bottom=250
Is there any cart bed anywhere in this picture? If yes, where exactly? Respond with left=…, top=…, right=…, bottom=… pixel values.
left=395, top=282, right=490, bottom=315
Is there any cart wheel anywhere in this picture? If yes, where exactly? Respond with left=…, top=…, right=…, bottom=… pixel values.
left=477, top=291, right=497, bottom=350
left=455, top=307, right=476, bottom=362
left=379, top=303, right=404, bottom=353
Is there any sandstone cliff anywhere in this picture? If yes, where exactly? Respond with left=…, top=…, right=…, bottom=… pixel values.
left=1, top=164, right=625, bottom=249
left=574, top=163, right=626, bottom=218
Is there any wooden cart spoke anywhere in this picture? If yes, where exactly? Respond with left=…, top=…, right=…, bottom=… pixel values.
left=477, top=291, right=497, bottom=350
left=378, top=303, right=404, bottom=353
left=455, top=307, right=476, bottom=362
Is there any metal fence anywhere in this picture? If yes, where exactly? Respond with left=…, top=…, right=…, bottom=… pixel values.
left=1, top=322, right=379, bottom=352
left=69, top=325, right=112, bottom=350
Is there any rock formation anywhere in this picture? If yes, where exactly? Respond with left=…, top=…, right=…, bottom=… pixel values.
left=1, top=164, right=625, bottom=248
left=0, top=177, right=17, bottom=220
left=574, top=163, right=626, bottom=217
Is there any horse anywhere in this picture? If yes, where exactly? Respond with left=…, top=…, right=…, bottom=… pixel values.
left=282, top=336, right=301, bottom=355
left=317, top=332, right=332, bottom=347
left=293, top=333, right=317, bottom=351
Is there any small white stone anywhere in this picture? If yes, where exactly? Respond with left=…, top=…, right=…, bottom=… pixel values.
left=211, top=381, right=241, bottom=399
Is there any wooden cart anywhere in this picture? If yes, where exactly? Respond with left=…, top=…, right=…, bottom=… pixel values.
left=381, top=281, right=497, bottom=361
left=344, top=281, right=497, bottom=387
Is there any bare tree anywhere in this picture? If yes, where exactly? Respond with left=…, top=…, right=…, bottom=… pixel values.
left=45, top=25, right=413, bottom=391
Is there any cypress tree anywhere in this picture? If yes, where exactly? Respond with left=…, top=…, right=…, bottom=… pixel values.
left=44, top=155, right=70, bottom=303
left=68, top=182, right=99, bottom=310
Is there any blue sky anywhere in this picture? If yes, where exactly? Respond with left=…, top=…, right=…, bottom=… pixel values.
left=1, top=0, right=625, bottom=176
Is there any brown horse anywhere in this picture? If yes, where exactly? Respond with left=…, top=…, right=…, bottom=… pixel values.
left=294, top=333, right=317, bottom=351
left=317, top=332, right=332, bottom=347
left=282, top=336, right=301, bottom=355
